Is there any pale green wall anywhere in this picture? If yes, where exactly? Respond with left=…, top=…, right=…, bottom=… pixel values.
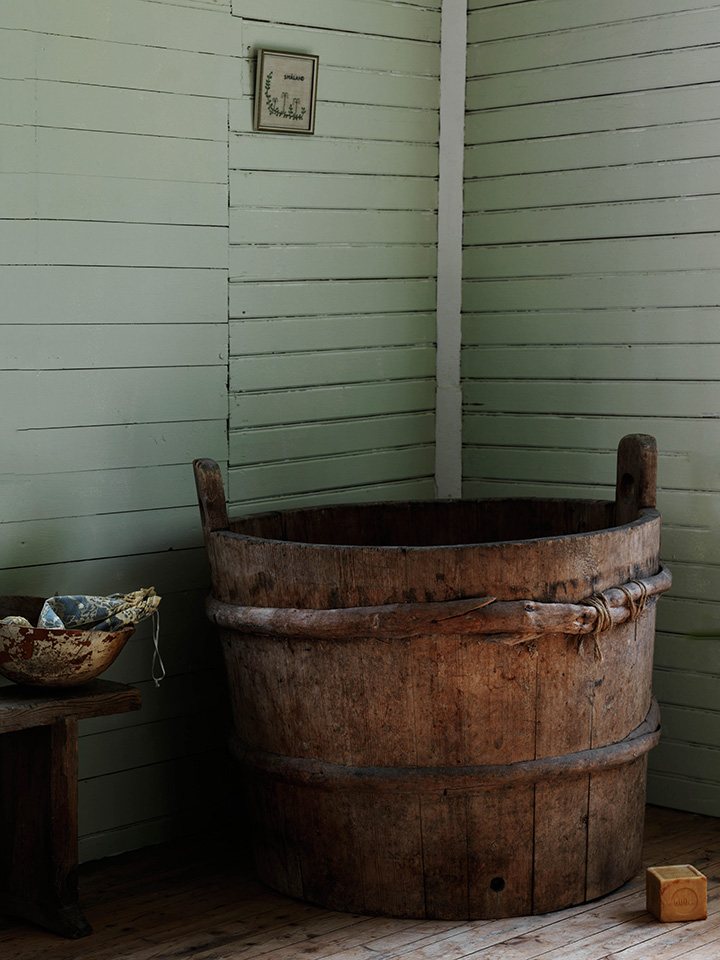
left=463, top=0, right=720, bottom=815
left=2, top=0, right=235, bottom=860
left=1, top=0, right=442, bottom=860
left=4, top=0, right=717, bottom=866
left=228, top=1, right=441, bottom=513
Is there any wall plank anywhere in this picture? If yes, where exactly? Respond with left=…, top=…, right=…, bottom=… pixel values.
left=231, top=171, right=437, bottom=210
left=35, top=80, right=228, bottom=139
left=36, top=32, right=242, bottom=97
left=235, top=0, right=440, bottom=41
left=33, top=176, right=227, bottom=226
left=2, top=368, right=226, bottom=429
left=232, top=346, right=435, bottom=391
left=231, top=209, right=437, bottom=246
left=242, top=22, right=440, bottom=74
left=3, top=266, right=226, bottom=324
left=231, top=313, right=436, bottom=353
left=229, top=135, right=438, bottom=177
left=232, top=279, right=437, bottom=319
left=231, top=412, right=435, bottom=464
left=232, top=380, right=435, bottom=429
left=231, top=446, right=435, bottom=503
left=37, top=128, right=227, bottom=182
left=467, top=0, right=718, bottom=41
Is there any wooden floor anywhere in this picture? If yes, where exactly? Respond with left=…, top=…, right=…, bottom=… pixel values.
left=1, top=805, right=719, bottom=960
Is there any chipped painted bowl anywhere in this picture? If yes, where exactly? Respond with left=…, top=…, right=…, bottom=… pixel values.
left=0, top=595, right=134, bottom=687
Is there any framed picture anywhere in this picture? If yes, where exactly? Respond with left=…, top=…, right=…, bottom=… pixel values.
left=253, top=49, right=319, bottom=134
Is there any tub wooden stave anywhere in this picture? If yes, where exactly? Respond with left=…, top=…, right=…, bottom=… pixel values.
left=194, top=434, right=670, bottom=919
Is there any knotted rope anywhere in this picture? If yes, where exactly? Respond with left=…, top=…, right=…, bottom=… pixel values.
left=580, top=578, right=651, bottom=661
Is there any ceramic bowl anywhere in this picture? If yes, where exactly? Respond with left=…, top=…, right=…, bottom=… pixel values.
left=0, top=595, right=134, bottom=687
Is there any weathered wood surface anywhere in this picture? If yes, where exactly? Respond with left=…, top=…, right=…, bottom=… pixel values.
left=206, top=564, right=671, bottom=642
left=2, top=806, right=719, bottom=960
left=234, top=699, right=661, bottom=791
left=196, top=435, right=668, bottom=919
left=0, top=681, right=141, bottom=734
left=0, top=682, right=141, bottom=938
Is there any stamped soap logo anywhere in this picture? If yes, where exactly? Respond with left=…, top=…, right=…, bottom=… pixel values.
left=671, top=887, right=699, bottom=913
left=254, top=50, right=319, bottom=134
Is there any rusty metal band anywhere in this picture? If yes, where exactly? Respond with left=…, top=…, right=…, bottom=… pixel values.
left=231, top=699, right=660, bottom=795
left=206, top=564, right=671, bottom=644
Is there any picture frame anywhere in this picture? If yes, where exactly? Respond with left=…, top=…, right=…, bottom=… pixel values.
left=253, top=49, right=320, bottom=135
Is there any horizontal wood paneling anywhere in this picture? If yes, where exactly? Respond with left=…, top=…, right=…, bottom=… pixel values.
left=232, top=278, right=437, bottom=319
left=463, top=344, right=720, bottom=382
left=465, top=119, right=720, bottom=179
left=231, top=171, right=437, bottom=210
left=232, top=380, right=436, bottom=428
left=3, top=267, right=226, bottom=324
left=232, top=346, right=435, bottom=390
left=231, top=412, right=435, bottom=464
left=470, top=0, right=715, bottom=30
left=238, top=73, right=439, bottom=114
left=464, top=0, right=720, bottom=815
left=463, top=273, right=720, bottom=311
left=232, top=313, right=436, bottom=353
left=35, top=32, right=242, bottom=97
left=32, top=176, right=227, bottom=226
left=37, top=128, right=227, bottom=182
left=231, top=446, right=435, bottom=503
left=464, top=157, right=720, bottom=212
left=242, top=21, right=440, bottom=74
left=4, top=323, right=227, bottom=371
left=229, top=243, right=435, bottom=283
left=228, top=477, right=438, bottom=516
left=0, top=549, right=211, bottom=600
left=229, top=8, right=440, bottom=512
left=470, top=7, right=720, bottom=63
left=5, top=0, right=237, bottom=50
left=4, top=0, right=233, bottom=863
left=229, top=136, right=438, bottom=177
left=235, top=0, right=440, bottom=41
left=9, top=420, right=226, bottom=476
left=0, top=508, right=203, bottom=567
left=2, top=368, right=226, bottom=429
left=35, top=80, right=228, bottom=139
left=462, top=308, right=720, bottom=345
left=230, top=209, right=437, bottom=246
left=3, top=464, right=211, bottom=523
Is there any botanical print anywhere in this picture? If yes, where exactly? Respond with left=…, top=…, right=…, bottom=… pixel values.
left=254, top=50, right=319, bottom=134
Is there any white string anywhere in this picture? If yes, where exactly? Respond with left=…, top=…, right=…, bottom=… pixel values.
left=151, top=610, right=166, bottom=687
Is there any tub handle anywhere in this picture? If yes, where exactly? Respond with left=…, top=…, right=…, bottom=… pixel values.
left=615, top=434, right=657, bottom=526
left=193, top=458, right=229, bottom=536
left=206, top=564, right=671, bottom=644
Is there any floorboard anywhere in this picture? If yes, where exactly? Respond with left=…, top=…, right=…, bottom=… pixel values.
left=0, top=806, right=718, bottom=960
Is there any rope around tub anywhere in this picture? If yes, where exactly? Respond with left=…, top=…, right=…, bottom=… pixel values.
left=580, top=577, right=652, bottom=661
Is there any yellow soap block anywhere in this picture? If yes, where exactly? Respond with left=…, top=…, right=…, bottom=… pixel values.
left=646, top=865, right=707, bottom=922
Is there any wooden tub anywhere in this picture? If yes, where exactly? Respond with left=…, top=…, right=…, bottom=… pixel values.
left=194, top=434, right=670, bottom=919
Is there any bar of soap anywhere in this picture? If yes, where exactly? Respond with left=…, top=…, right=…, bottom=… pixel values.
left=646, top=865, right=707, bottom=922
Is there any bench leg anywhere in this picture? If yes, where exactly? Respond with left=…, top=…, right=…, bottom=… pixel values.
left=0, top=718, right=92, bottom=938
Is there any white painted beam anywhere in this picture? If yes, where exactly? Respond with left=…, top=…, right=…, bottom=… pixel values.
left=435, top=0, right=467, bottom=499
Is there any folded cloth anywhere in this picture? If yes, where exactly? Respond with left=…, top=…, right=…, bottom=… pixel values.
left=1, top=588, right=161, bottom=632
left=38, top=588, right=161, bottom=631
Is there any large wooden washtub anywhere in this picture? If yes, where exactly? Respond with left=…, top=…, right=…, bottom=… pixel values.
left=194, top=434, right=670, bottom=919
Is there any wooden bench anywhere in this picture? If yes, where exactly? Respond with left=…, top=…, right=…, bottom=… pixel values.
left=0, top=680, right=141, bottom=938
